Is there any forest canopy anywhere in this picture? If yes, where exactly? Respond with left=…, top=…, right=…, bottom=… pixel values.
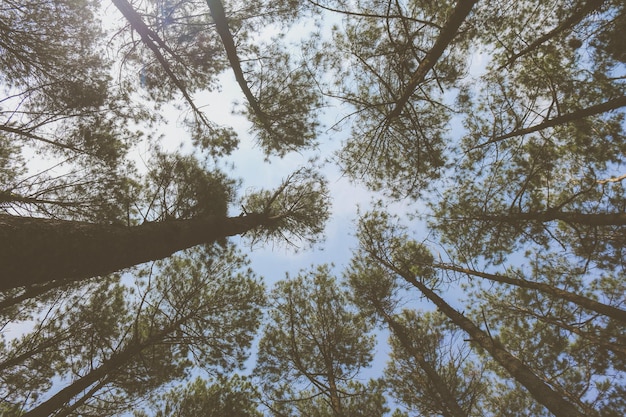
left=1, top=0, right=625, bottom=416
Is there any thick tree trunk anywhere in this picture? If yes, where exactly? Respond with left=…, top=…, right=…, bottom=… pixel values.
left=433, top=262, right=626, bottom=324
left=0, top=213, right=273, bottom=291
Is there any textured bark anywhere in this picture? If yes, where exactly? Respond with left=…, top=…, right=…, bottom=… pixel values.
left=0, top=213, right=273, bottom=291
left=433, top=262, right=626, bottom=324
left=387, top=0, right=478, bottom=119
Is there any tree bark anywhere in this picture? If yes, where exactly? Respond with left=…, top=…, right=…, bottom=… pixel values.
left=205, top=0, right=274, bottom=134
left=21, top=318, right=185, bottom=417
left=0, top=280, right=67, bottom=311
left=111, top=0, right=207, bottom=123
left=402, top=274, right=584, bottom=417
left=0, top=213, right=274, bottom=291
left=499, top=0, right=606, bottom=69
left=473, top=210, right=626, bottom=226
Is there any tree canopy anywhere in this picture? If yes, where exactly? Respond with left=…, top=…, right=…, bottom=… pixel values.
left=1, top=0, right=625, bottom=416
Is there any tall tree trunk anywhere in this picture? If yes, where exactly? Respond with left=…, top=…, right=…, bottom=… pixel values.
left=376, top=303, right=468, bottom=417
left=404, top=275, right=583, bottom=417
left=370, top=254, right=584, bottom=417
left=499, top=0, right=607, bottom=69
left=506, top=304, right=626, bottom=358
left=0, top=213, right=274, bottom=291
left=473, top=210, right=626, bottom=226
left=431, top=262, right=626, bottom=324
left=205, top=0, right=275, bottom=134
left=326, top=368, right=344, bottom=417
left=53, top=378, right=109, bottom=417
left=0, top=280, right=67, bottom=311
left=21, top=318, right=185, bottom=417
left=0, top=331, right=71, bottom=372
left=111, top=0, right=206, bottom=122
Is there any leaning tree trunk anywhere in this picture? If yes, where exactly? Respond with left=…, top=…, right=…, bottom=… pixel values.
left=0, top=213, right=273, bottom=291
left=376, top=304, right=468, bottom=417
left=474, top=211, right=626, bottom=227
left=370, top=253, right=585, bottom=417
left=387, top=0, right=478, bottom=118
left=399, top=272, right=584, bottom=417
left=21, top=317, right=185, bottom=417
left=479, top=95, right=626, bottom=147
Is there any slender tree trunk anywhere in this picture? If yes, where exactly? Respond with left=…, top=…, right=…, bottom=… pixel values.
left=21, top=318, right=184, bottom=417
left=111, top=0, right=205, bottom=121
left=0, top=331, right=71, bottom=372
left=22, top=344, right=143, bottom=417
left=432, top=262, right=626, bottom=324
left=477, top=95, right=626, bottom=147
left=205, top=0, right=275, bottom=134
left=0, top=124, right=87, bottom=154
left=473, top=211, right=626, bottom=226
left=0, top=213, right=274, bottom=291
left=506, top=304, right=626, bottom=358
left=0, top=280, right=67, bottom=311
left=370, top=254, right=584, bottom=417
left=326, top=369, right=344, bottom=417
left=376, top=304, right=468, bottom=417
left=53, top=378, right=109, bottom=417
left=403, top=274, right=583, bottom=417
left=499, top=0, right=606, bottom=69
left=387, top=0, right=478, bottom=118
